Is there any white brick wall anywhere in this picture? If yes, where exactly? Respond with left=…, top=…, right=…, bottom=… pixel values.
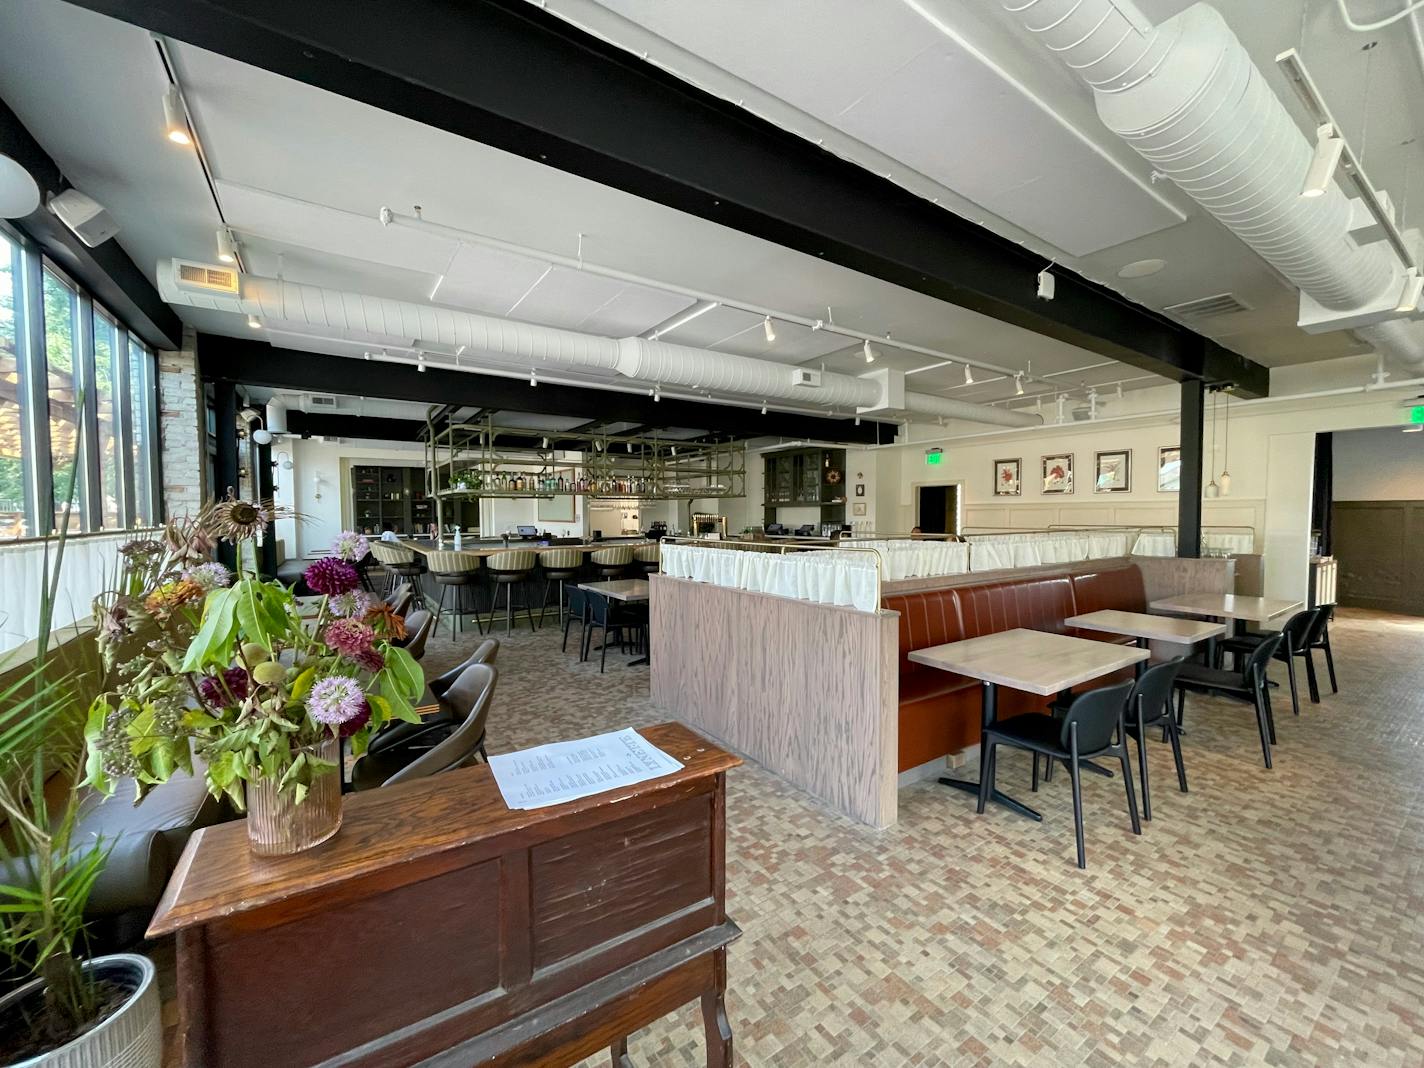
left=158, top=324, right=206, bottom=520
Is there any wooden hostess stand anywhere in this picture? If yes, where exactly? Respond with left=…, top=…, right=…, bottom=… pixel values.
left=149, top=723, right=740, bottom=1067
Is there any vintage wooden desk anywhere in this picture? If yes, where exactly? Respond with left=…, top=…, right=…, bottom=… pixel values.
left=150, top=722, right=740, bottom=1067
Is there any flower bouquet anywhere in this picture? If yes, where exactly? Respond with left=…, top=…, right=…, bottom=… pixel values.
left=85, top=500, right=423, bottom=855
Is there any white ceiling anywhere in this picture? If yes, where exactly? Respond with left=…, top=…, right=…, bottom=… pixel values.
left=0, top=0, right=1418, bottom=426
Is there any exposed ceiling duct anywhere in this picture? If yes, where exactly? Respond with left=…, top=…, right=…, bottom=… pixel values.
left=1001, top=0, right=1424, bottom=371
left=158, top=263, right=1043, bottom=428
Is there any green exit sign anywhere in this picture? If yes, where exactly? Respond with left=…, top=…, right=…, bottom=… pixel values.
left=1411, top=405, right=1424, bottom=424
left=925, top=449, right=943, bottom=465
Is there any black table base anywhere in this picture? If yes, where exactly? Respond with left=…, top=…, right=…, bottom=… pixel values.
left=936, top=680, right=1042, bottom=822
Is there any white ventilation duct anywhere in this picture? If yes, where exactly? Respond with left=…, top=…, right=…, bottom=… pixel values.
left=1003, top=0, right=1424, bottom=370
left=159, top=264, right=1042, bottom=428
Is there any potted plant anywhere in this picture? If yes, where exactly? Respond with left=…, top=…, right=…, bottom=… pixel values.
left=85, top=504, right=424, bottom=856
left=0, top=478, right=160, bottom=1065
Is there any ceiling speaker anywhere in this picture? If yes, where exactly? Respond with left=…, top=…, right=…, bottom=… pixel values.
left=48, top=188, right=119, bottom=247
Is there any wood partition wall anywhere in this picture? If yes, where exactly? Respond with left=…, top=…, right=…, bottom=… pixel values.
left=650, top=575, right=900, bottom=829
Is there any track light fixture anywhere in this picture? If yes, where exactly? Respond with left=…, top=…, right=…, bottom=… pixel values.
left=653, top=384, right=661, bottom=402
left=529, top=368, right=537, bottom=387
left=763, top=315, right=776, bottom=343
left=162, top=87, right=191, bottom=145
left=1302, top=122, right=1344, bottom=198
left=854, top=414, right=861, bottom=426
left=246, top=314, right=261, bottom=329
left=216, top=228, right=237, bottom=264
left=1397, top=268, right=1423, bottom=313
left=1014, top=372, right=1024, bottom=396
left=541, top=436, right=549, bottom=449
left=863, top=339, right=875, bottom=364
left=761, top=400, right=768, bottom=415
left=963, top=364, right=974, bottom=386
left=417, top=355, right=426, bottom=372
left=671, top=445, right=677, bottom=456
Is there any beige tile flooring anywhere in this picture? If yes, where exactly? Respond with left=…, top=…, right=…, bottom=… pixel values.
left=164, top=607, right=1424, bottom=1066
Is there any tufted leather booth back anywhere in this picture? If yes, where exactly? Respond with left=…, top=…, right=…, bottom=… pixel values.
left=955, top=576, right=1075, bottom=639
left=1070, top=565, right=1147, bottom=616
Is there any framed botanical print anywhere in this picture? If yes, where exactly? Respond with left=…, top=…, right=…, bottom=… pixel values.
left=852, top=502, right=867, bottom=517
left=1041, top=454, right=1073, bottom=494
left=1157, top=446, right=1181, bottom=492
left=993, top=458, right=1021, bottom=496
left=1094, top=450, right=1131, bottom=493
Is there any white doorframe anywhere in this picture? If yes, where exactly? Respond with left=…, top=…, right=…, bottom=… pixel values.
left=912, top=479, right=965, bottom=534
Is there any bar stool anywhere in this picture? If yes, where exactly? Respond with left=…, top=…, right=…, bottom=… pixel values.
left=591, top=545, right=634, bottom=579
left=485, top=550, right=539, bottom=633
left=633, top=543, right=660, bottom=575
left=537, top=547, right=585, bottom=628
left=427, top=550, right=485, bottom=638
left=370, top=542, right=426, bottom=606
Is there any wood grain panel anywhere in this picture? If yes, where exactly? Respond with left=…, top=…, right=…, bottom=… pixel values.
left=202, top=861, right=503, bottom=1067
left=650, top=576, right=899, bottom=828
left=531, top=793, right=713, bottom=968
left=1132, top=555, right=1235, bottom=602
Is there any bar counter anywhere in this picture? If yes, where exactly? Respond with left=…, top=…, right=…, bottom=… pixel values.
left=397, top=536, right=652, bottom=557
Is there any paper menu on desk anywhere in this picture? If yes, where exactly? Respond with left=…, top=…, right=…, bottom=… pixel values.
left=488, top=728, right=684, bottom=810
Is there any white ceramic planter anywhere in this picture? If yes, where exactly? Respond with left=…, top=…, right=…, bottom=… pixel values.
left=0, top=954, right=160, bottom=1068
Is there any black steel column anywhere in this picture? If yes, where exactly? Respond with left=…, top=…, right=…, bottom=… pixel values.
left=1177, top=380, right=1205, bottom=558
left=1311, top=432, right=1333, bottom=557
left=253, top=422, right=277, bottom=578
left=211, top=379, right=239, bottom=569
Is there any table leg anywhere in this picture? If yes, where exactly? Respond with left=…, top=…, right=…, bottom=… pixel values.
left=938, top=682, right=1042, bottom=821
left=610, top=1038, right=634, bottom=1068
left=701, top=984, right=732, bottom=1068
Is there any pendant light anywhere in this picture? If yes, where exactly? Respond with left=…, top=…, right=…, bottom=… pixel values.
left=1218, top=391, right=1232, bottom=496
left=1204, top=392, right=1220, bottom=499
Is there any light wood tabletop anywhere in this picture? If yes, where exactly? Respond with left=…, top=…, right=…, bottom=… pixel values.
left=1065, top=610, right=1226, bottom=644
left=908, top=628, right=1148, bottom=696
left=1148, top=592, right=1302, bottom=624
left=577, top=579, right=651, bottom=602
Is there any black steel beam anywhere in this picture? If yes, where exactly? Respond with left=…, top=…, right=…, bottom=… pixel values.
left=1177, top=380, right=1205, bottom=558
left=0, top=96, right=181, bottom=350
left=67, top=0, right=1269, bottom=397
left=211, top=379, right=239, bottom=569
left=198, top=334, right=890, bottom=444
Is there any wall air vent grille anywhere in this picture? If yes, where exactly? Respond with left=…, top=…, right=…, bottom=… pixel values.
left=308, top=394, right=340, bottom=409
left=1164, top=292, right=1252, bottom=319
left=173, top=260, right=240, bottom=295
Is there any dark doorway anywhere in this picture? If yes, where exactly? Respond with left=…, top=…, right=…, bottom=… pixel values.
left=916, top=484, right=959, bottom=535
left=1333, top=501, right=1424, bottom=616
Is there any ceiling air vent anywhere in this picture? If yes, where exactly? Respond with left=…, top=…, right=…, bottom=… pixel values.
left=791, top=368, right=822, bottom=388
left=172, top=260, right=239, bottom=296
left=1164, top=292, right=1252, bottom=319
left=307, top=394, right=339, bottom=409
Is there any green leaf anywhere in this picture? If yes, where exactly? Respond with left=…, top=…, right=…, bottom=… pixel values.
left=181, top=709, right=222, bottom=731
left=380, top=645, right=424, bottom=701
left=288, top=666, right=317, bottom=703
left=182, top=586, right=239, bottom=672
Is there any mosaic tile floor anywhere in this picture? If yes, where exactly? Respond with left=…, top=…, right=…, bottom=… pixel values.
left=413, top=608, right=1424, bottom=1068
left=159, top=608, right=1424, bottom=1066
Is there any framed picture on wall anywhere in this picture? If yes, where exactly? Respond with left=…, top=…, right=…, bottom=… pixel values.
left=852, top=502, right=867, bottom=517
left=1094, top=450, right=1131, bottom=492
left=993, top=458, right=1021, bottom=496
left=855, top=483, right=865, bottom=497
left=1157, top=446, right=1181, bottom=492
left=1041, top=454, right=1073, bottom=494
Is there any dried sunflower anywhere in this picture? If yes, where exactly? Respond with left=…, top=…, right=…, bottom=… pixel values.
left=208, top=493, right=273, bottom=543
left=144, top=578, right=206, bottom=618
left=363, top=602, right=407, bottom=641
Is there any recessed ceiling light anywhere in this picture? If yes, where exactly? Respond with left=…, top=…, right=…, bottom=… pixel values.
left=1117, top=258, right=1166, bottom=279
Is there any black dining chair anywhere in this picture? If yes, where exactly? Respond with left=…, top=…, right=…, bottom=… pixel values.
left=396, top=609, right=434, bottom=661
left=384, top=582, right=414, bottom=619
left=563, top=584, right=589, bottom=656
left=1123, top=657, right=1189, bottom=821
left=350, top=663, right=497, bottom=791
left=1172, top=634, right=1283, bottom=769
left=366, top=638, right=499, bottom=759
left=581, top=592, right=641, bottom=673
left=1217, top=609, right=1313, bottom=718
left=979, top=680, right=1138, bottom=869
left=1300, top=605, right=1339, bottom=701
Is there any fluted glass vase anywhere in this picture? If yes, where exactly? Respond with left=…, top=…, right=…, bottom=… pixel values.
left=245, top=735, right=343, bottom=857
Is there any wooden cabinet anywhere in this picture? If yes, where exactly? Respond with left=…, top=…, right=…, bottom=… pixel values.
left=351, top=465, right=434, bottom=536
left=762, top=447, right=847, bottom=529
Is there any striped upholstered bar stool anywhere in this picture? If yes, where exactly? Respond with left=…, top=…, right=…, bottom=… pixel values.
left=426, top=550, right=484, bottom=638
left=537, top=547, right=585, bottom=628
left=634, top=543, right=660, bottom=575
left=591, top=545, right=635, bottom=579
left=485, top=550, right=539, bottom=633
left=369, top=541, right=425, bottom=605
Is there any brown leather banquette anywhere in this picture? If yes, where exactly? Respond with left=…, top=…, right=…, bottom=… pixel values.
left=883, top=562, right=1147, bottom=772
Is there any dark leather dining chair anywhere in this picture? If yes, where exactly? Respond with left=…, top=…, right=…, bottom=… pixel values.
left=397, top=609, right=434, bottom=661
left=367, top=638, right=500, bottom=759
left=350, top=663, right=497, bottom=791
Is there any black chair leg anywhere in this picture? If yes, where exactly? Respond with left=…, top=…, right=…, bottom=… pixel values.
left=1284, top=644, right=1300, bottom=716
left=1068, top=738, right=1086, bottom=869
left=1322, top=632, right=1338, bottom=693
left=1135, top=720, right=1152, bottom=822
left=1030, top=752, right=1039, bottom=793
left=1303, top=648, right=1321, bottom=704
left=975, top=740, right=996, bottom=814
left=562, top=611, right=574, bottom=652
left=1252, top=686, right=1273, bottom=769
left=1263, top=683, right=1277, bottom=745
left=1166, top=720, right=1188, bottom=793
left=1118, top=746, right=1141, bottom=836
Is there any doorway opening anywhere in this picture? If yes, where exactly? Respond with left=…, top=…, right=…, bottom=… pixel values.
left=916, top=483, right=961, bottom=536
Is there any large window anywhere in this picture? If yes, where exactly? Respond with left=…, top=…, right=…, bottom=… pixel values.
left=0, top=234, right=22, bottom=537
left=0, top=226, right=163, bottom=539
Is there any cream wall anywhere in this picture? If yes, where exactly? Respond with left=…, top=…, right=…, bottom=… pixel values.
left=1334, top=426, right=1424, bottom=501
left=273, top=438, right=426, bottom=558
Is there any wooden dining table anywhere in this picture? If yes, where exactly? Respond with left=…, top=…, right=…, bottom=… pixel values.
left=1065, top=609, right=1227, bottom=674
left=908, top=629, right=1148, bottom=820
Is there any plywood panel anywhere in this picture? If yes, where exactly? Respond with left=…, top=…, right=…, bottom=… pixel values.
left=649, top=577, right=898, bottom=827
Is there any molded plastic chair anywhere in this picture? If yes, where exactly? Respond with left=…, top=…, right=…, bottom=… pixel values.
left=581, top=590, right=641, bottom=673
left=980, top=681, right=1138, bottom=869
left=1122, top=657, right=1189, bottom=821
left=426, top=550, right=484, bottom=638
left=537, top=547, right=585, bottom=627
left=563, top=584, right=589, bottom=656
left=350, top=663, right=497, bottom=791
left=591, top=545, right=634, bottom=579
left=1218, top=609, right=1313, bottom=717
left=1173, top=635, right=1284, bottom=768
left=1301, top=605, right=1339, bottom=700
left=486, top=550, right=539, bottom=633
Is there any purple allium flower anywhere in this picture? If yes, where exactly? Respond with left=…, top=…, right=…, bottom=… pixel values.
left=328, top=589, right=372, bottom=619
left=304, top=557, right=360, bottom=596
left=306, top=676, right=367, bottom=726
left=198, top=667, right=250, bottom=707
left=331, top=530, right=370, bottom=562
left=183, top=561, right=232, bottom=591
left=324, top=618, right=375, bottom=659
left=338, top=702, right=372, bottom=738
left=352, top=646, right=385, bottom=674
